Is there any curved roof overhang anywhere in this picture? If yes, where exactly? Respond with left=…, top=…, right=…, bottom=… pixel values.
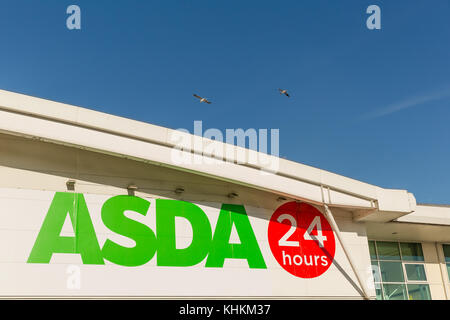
left=0, top=89, right=416, bottom=221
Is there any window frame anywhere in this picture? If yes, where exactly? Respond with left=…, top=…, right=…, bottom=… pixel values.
left=375, top=241, right=401, bottom=261
left=402, top=262, right=428, bottom=283
left=369, top=240, right=430, bottom=300
left=442, top=243, right=450, bottom=282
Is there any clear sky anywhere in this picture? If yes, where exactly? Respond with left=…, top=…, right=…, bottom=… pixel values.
left=0, top=0, right=449, bottom=204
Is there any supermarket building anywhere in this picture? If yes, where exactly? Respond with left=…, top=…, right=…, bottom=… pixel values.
left=0, top=89, right=449, bottom=300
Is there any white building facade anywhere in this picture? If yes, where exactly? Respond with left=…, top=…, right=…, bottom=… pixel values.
left=0, top=90, right=449, bottom=299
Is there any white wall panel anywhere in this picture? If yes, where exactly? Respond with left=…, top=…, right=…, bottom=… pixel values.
left=0, top=187, right=374, bottom=298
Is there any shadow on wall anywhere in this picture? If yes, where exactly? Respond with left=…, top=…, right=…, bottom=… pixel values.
left=0, top=133, right=284, bottom=210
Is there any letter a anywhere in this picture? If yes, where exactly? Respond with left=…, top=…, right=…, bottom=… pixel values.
left=66, top=5, right=81, bottom=30
left=205, top=204, right=266, bottom=268
left=28, top=192, right=104, bottom=264
left=366, top=5, right=381, bottom=30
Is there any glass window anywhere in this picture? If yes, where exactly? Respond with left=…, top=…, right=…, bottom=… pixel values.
left=446, top=264, right=450, bottom=281
left=380, top=261, right=404, bottom=282
left=400, top=242, right=424, bottom=261
left=407, top=284, right=431, bottom=300
left=371, top=261, right=381, bottom=283
left=369, top=240, right=431, bottom=300
left=442, top=244, right=450, bottom=282
left=368, top=240, right=377, bottom=260
left=382, top=284, right=407, bottom=300
left=376, top=241, right=401, bottom=260
left=375, top=285, right=383, bottom=300
left=443, top=244, right=450, bottom=263
left=405, top=264, right=427, bottom=281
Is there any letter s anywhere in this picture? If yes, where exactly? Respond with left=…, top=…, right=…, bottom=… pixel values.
left=101, top=195, right=157, bottom=266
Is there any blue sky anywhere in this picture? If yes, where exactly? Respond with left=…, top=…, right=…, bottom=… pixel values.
left=0, top=0, right=449, bottom=204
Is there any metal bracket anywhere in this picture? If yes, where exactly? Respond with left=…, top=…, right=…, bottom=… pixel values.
left=322, top=204, right=372, bottom=300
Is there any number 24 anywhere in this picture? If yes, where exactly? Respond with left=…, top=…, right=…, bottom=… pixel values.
left=277, top=214, right=327, bottom=248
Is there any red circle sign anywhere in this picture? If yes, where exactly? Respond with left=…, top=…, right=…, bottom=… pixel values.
left=268, top=201, right=335, bottom=278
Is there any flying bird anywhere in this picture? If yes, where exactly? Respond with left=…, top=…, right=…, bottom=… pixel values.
left=278, top=88, right=290, bottom=97
left=193, top=94, right=212, bottom=104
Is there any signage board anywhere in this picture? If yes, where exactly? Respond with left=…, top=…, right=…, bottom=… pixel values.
left=0, top=188, right=372, bottom=297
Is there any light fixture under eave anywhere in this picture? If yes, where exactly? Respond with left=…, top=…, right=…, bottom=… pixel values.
left=227, top=192, right=238, bottom=199
left=174, top=187, right=185, bottom=195
left=66, top=179, right=76, bottom=191
left=127, top=184, right=138, bottom=196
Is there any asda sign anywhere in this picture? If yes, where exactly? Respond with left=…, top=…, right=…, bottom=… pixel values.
left=1, top=188, right=375, bottom=297
left=27, top=193, right=267, bottom=268
left=26, top=192, right=336, bottom=279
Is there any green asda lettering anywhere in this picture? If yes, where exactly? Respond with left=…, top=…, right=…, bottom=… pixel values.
left=27, top=192, right=266, bottom=268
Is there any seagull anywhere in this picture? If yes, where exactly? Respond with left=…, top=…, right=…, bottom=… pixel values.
left=278, top=88, right=290, bottom=97
left=193, top=94, right=212, bottom=104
